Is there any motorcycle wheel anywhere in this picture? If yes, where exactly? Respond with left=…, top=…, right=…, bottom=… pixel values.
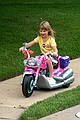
left=62, top=84, right=70, bottom=88
left=22, top=75, right=34, bottom=97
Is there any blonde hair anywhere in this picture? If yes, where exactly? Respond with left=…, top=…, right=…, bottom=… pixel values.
left=38, top=21, right=55, bottom=37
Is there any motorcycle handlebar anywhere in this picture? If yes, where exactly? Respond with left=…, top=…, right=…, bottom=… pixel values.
left=22, top=42, right=28, bottom=51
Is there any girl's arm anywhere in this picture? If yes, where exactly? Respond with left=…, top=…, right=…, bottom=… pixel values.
left=19, top=40, right=36, bottom=52
left=25, top=40, right=36, bottom=48
left=53, top=46, right=58, bottom=57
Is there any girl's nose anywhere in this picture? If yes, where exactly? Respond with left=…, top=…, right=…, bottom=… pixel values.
left=42, top=31, right=45, bottom=34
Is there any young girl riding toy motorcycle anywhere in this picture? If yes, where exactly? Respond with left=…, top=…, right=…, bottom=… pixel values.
left=19, top=21, right=58, bottom=83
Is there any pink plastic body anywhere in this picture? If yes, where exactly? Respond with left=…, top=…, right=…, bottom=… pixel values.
left=53, top=56, right=64, bottom=76
left=23, top=50, right=65, bottom=77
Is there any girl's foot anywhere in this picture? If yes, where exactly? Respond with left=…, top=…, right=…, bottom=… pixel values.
left=47, top=77, right=56, bottom=84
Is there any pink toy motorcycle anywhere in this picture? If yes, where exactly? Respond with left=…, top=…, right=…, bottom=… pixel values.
left=20, top=43, right=74, bottom=97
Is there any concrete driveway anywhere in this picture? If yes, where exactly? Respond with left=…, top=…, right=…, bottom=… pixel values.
left=0, top=58, right=80, bottom=120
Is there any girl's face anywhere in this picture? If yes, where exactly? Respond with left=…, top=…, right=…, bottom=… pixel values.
left=39, top=29, right=48, bottom=38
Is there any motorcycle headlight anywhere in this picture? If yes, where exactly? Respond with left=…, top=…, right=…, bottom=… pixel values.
left=37, top=62, right=41, bottom=67
left=27, top=57, right=36, bottom=66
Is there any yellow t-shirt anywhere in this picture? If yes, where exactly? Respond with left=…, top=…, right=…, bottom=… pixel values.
left=34, top=36, right=57, bottom=54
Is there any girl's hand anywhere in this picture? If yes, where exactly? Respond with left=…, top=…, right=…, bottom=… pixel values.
left=52, top=46, right=58, bottom=57
left=46, top=52, right=58, bottom=57
left=19, top=47, right=24, bottom=52
left=53, top=52, right=58, bottom=57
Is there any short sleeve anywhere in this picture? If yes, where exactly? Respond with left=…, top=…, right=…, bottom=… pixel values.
left=34, top=36, right=39, bottom=43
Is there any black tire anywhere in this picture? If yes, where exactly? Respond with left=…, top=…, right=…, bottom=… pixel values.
left=22, top=75, right=34, bottom=97
left=62, top=84, right=70, bottom=88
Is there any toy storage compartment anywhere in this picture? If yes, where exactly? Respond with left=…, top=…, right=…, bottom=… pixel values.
left=60, top=56, right=70, bottom=68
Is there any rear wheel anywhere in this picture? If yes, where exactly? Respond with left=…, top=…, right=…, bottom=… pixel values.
left=62, top=84, right=70, bottom=88
left=22, top=75, right=34, bottom=97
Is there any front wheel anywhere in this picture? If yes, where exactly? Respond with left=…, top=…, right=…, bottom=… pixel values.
left=22, top=75, right=34, bottom=97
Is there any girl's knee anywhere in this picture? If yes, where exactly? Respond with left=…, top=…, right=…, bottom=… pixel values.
left=46, top=58, right=52, bottom=64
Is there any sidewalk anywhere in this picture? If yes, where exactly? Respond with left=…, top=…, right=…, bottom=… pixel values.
left=0, top=58, right=80, bottom=120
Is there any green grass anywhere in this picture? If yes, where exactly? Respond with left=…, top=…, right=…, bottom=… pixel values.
left=0, top=1, right=80, bottom=81
left=0, top=0, right=80, bottom=120
left=19, top=86, right=80, bottom=120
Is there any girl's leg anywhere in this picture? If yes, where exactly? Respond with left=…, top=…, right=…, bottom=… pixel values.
left=46, top=58, right=53, bottom=78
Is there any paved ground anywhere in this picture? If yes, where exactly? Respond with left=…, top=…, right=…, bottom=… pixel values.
left=0, top=58, right=80, bottom=120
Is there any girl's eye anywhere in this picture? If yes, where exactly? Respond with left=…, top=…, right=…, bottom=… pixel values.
left=40, top=30, right=46, bottom=32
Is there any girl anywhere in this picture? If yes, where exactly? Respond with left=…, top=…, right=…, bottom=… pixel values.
left=19, top=21, right=58, bottom=82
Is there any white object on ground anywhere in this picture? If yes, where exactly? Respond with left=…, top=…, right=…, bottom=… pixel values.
left=75, top=112, right=80, bottom=118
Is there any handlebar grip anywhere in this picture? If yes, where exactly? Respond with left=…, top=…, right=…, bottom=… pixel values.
left=22, top=42, right=27, bottom=51
left=23, top=42, right=27, bottom=47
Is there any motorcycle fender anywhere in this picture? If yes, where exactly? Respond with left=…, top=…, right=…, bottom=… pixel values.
left=23, top=69, right=35, bottom=78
